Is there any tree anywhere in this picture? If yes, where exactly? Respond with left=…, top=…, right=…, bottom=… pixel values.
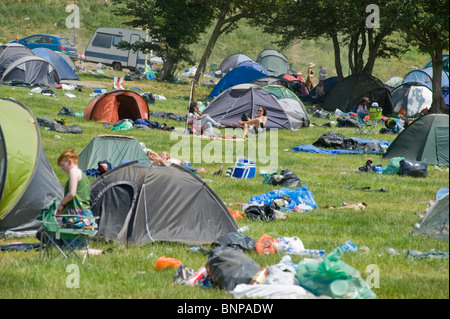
left=253, top=0, right=409, bottom=80
left=398, top=0, right=449, bottom=113
left=112, top=0, right=214, bottom=81
left=190, top=0, right=277, bottom=101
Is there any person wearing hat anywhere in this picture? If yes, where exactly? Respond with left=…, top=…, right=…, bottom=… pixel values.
left=296, top=72, right=304, bottom=82
left=356, top=97, right=370, bottom=124
left=319, top=65, right=327, bottom=81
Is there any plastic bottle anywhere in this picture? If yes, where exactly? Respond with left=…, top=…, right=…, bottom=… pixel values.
left=186, top=266, right=208, bottom=286
left=386, top=247, right=399, bottom=255
left=341, top=240, right=358, bottom=252
left=250, top=266, right=270, bottom=284
left=237, top=226, right=249, bottom=233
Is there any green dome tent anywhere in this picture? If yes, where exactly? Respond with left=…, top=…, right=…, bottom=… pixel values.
left=383, top=114, right=449, bottom=167
left=0, top=98, right=63, bottom=235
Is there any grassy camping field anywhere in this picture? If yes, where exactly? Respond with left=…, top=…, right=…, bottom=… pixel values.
left=0, top=0, right=449, bottom=301
left=0, top=68, right=448, bottom=300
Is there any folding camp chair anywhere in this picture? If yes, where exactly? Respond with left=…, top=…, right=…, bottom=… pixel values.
left=38, top=199, right=98, bottom=264
left=356, top=103, right=382, bottom=136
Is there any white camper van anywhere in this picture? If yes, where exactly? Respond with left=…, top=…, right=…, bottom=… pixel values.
left=85, top=28, right=157, bottom=71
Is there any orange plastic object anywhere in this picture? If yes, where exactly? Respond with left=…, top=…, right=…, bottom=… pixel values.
left=228, top=207, right=244, bottom=221
left=154, top=256, right=183, bottom=270
left=255, top=234, right=276, bottom=255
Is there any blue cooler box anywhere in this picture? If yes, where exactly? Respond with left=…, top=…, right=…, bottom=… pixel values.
left=232, top=158, right=256, bottom=178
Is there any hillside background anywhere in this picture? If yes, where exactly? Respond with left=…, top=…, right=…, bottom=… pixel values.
left=0, top=0, right=430, bottom=82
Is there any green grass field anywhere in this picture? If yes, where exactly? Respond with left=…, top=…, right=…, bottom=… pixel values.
left=0, top=0, right=448, bottom=301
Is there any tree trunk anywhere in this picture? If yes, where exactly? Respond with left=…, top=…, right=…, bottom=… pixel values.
left=331, top=33, right=344, bottom=80
left=429, top=50, right=446, bottom=114
left=192, top=18, right=226, bottom=102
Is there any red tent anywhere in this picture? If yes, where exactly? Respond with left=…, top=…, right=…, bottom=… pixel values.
left=84, top=90, right=149, bottom=123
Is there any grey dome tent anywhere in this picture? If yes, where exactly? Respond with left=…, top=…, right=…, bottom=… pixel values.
left=203, top=83, right=303, bottom=130
left=218, top=53, right=253, bottom=74
left=256, top=49, right=290, bottom=77
left=0, top=43, right=34, bottom=78
left=383, top=114, right=449, bottom=167
left=276, top=97, right=310, bottom=129
left=90, top=161, right=238, bottom=244
left=1, top=55, right=60, bottom=87
left=0, top=98, right=63, bottom=235
left=391, top=82, right=432, bottom=116
left=322, top=73, right=394, bottom=115
left=78, top=135, right=151, bottom=171
left=410, top=191, right=449, bottom=240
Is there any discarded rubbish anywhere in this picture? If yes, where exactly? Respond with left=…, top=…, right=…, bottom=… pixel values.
left=154, top=256, right=183, bottom=270
left=341, top=240, right=358, bottom=252
left=386, top=248, right=400, bottom=255
left=186, top=266, right=208, bottom=286
left=255, top=234, right=276, bottom=255
left=249, top=266, right=270, bottom=284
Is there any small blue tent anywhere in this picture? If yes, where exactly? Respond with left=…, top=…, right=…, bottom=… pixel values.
left=402, top=67, right=449, bottom=91
left=209, top=66, right=267, bottom=98
left=235, top=61, right=268, bottom=74
left=32, top=48, right=78, bottom=80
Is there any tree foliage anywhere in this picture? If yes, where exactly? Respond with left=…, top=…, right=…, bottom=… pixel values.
left=112, top=0, right=214, bottom=80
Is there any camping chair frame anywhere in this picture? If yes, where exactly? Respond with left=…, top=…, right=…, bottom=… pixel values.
left=356, top=106, right=382, bottom=136
left=38, top=199, right=98, bottom=264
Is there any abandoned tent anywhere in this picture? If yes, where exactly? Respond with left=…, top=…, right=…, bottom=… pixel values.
left=0, top=55, right=60, bottom=87
left=84, top=89, right=149, bottom=123
left=89, top=161, right=238, bottom=245
left=217, top=53, right=253, bottom=74
left=391, top=82, right=433, bottom=116
left=78, top=135, right=151, bottom=171
left=256, top=49, right=291, bottom=77
left=0, top=43, right=34, bottom=79
left=0, top=98, right=63, bottom=235
left=322, top=73, right=394, bottom=115
left=208, top=66, right=268, bottom=97
left=383, top=114, right=449, bottom=167
left=202, top=83, right=309, bottom=130
left=32, top=47, right=79, bottom=80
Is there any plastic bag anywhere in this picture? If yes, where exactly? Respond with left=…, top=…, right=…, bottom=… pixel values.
left=245, top=205, right=275, bottom=221
left=383, top=156, right=404, bottom=175
left=295, top=247, right=376, bottom=299
left=215, top=231, right=256, bottom=251
left=273, top=236, right=305, bottom=255
left=154, top=256, right=183, bottom=270
left=255, top=234, right=277, bottom=255
left=227, top=207, right=244, bottom=221
left=206, top=247, right=261, bottom=291
left=399, top=159, right=428, bottom=177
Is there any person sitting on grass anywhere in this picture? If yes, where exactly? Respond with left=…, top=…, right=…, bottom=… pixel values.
left=188, top=101, right=226, bottom=138
left=238, top=106, right=268, bottom=140
left=147, top=150, right=206, bottom=174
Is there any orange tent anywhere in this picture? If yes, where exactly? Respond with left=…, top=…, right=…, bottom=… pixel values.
left=84, top=90, right=149, bottom=123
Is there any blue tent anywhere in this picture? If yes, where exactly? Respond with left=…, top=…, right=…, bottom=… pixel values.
left=31, top=48, right=79, bottom=80
left=218, top=54, right=253, bottom=74
left=300, top=76, right=339, bottom=102
left=235, top=61, right=268, bottom=74
left=208, top=66, right=267, bottom=98
left=402, top=67, right=449, bottom=91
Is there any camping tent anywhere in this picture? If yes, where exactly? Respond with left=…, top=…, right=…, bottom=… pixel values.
left=208, top=66, right=268, bottom=98
left=256, top=49, right=290, bottom=77
left=300, top=76, right=339, bottom=102
left=84, top=90, right=149, bottom=123
left=278, top=74, right=310, bottom=97
left=391, top=82, right=432, bottom=116
left=0, top=98, right=64, bottom=234
left=218, top=53, right=253, bottom=74
left=385, top=76, right=404, bottom=91
left=89, top=161, right=238, bottom=244
left=78, top=135, right=151, bottom=171
left=322, top=73, right=394, bottom=115
left=383, top=114, right=449, bottom=166
left=402, top=67, right=449, bottom=91
left=0, top=55, right=60, bottom=87
left=0, top=43, right=34, bottom=78
left=410, top=190, right=449, bottom=240
left=276, top=97, right=310, bottom=129
left=423, top=53, right=449, bottom=73
left=263, top=84, right=299, bottom=100
left=203, top=83, right=306, bottom=130
left=32, top=48, right=78, bottom=80
left=252, top=76, right=292, bottom=89
left=236, top=61, right=268, bottom=74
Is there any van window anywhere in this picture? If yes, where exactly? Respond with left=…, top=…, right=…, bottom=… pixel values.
left=112, top=36, right=123, bottom=47
left=92, top=33, right=112, bottom=48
